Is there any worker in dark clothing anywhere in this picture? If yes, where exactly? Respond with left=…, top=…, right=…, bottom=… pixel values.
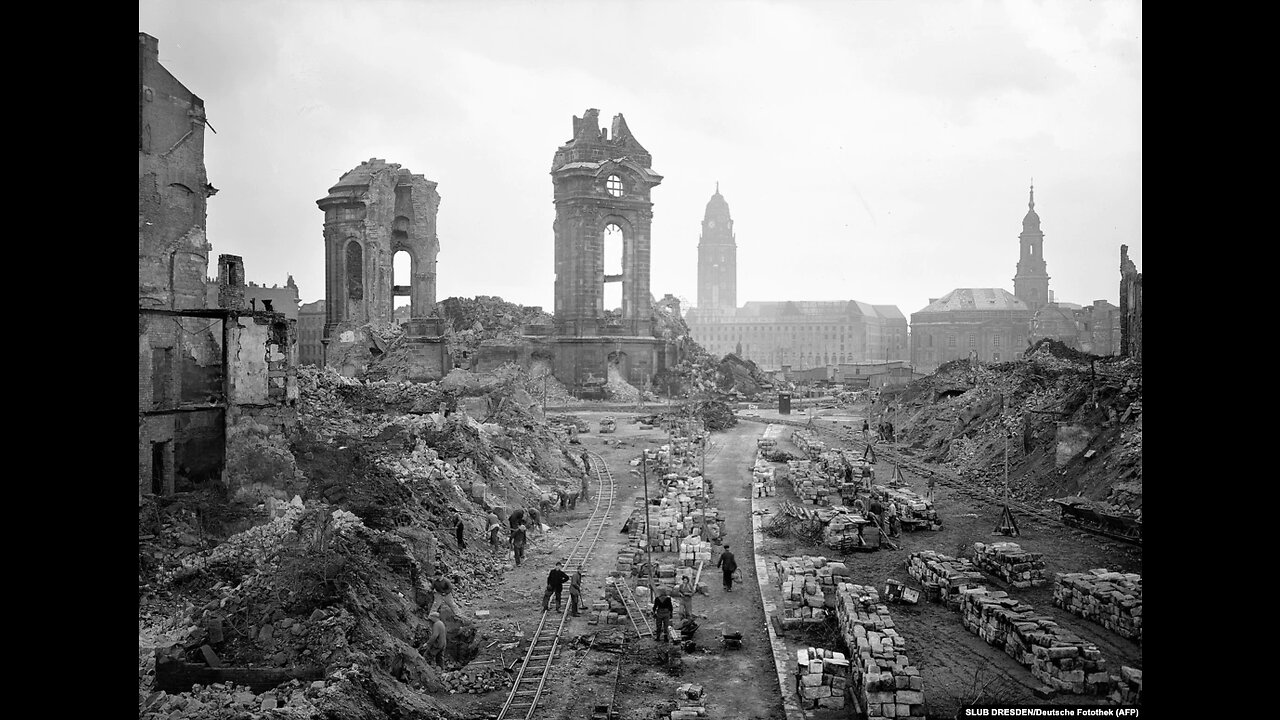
left=509, top=507, right=526, bottom=530
left=423, top=612, right=447, bottom=667
left=429, top=569, right=459, bottom=617
left=543, top=561, right=570, bottom=612
left=454, top=512, right=466, bottom=549
left=511, top=523, right=528, bottom=566
left=569, top=568, right=586, bottom=616
left=717, top=544, right=738, bottom=592
left=653, top=588, right=674, bottom=642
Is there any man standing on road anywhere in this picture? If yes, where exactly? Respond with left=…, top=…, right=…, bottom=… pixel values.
left=569, top=568, right=586, bottom=616
left=677, top=575, right=695, bottom=620
left=423, top=612, right=447, bottom=667
left=543, top=561, right=570, bottom=612
left=511, top=523, right=528, bottom=566
left=717, top=544, right=738, bottom=592
left=653, top=587, right=674, bottom=642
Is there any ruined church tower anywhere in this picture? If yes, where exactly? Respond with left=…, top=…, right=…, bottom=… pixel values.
left=696, top=184, right=737, bottom=312
left=1012, top=183, right=1050, bottom=311
left=551, top=109, right=663, bottom=337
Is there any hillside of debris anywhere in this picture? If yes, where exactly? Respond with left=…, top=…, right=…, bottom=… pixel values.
left=138, top=364, right=589, bottom=719
left=438, top=295, right=553, bottom=362
left=887, top=339, right=1142, bottom=517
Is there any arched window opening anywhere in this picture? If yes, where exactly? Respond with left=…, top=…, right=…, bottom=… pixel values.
left=606, top=175, right=624, bottom=197
left=346, top=242, right=364, bottom=300
left=393, top=250, right=412, bottom=288
left=603, top=223, right=623, bottom=314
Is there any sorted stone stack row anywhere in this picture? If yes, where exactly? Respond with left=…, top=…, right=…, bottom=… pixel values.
left=795, top=646, right=851, bottom=709
left=679, top=535, right=714, bottom=566
left=787, top=459, right=836, bottom=506
left=872, top=485, right=940, bottom=528
left=907, top=551, right=985, bottom=607
left=1052, top=569, right=1142, bottom=642
left=834, top=584, right=924, bottom=719
left=1107, top=666, right=1142, bottom=706
left=668, top=682, right=706, bottom=720
left=616, top=546, right=640, bottom=576
left=973, top=542, right=1048, bottom=588
left=752, top=454, right=777, bottom=496
left=791, top=429, right=827, bottom=458
left=774, top=556, right=849, bottom=626
left=959, top=587, right=1110, bottom=695
left=822, top=511, right=878, bottom=551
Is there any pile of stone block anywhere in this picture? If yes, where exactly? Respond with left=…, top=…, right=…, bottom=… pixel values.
left=791, top=429, right=827, bottom=458
left=1053, top=569, right=1142, bottom=642
left=794, top=646, right=851, bottom=709
left=959, top=587, right=1110, bottom=695
left=667, top=682, right=706, bottom=720
left=973, top=542, right=1048, bottom=588
left=752, top=453, right=777, bottom=497
left=834, top=583, right=925, bottom=719
left=872, top=485, right=940, bottom=528
left=822, top=511, right=879, bottom=551
left=907, top=551, right=985, bottom=607
left=787, top=459, right=837, bottom=505
left=678, top=535, right=714, bottom=567
left=773, top=556, right=849, bottom=627
left=1108, top=666, right=1142, bottom=706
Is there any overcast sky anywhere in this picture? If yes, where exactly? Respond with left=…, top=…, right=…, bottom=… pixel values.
left=140, top=0, right=1141, bottom=318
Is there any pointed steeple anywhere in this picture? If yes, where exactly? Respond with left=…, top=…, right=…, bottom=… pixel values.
left=1022, top=181, right=1040, bottom=232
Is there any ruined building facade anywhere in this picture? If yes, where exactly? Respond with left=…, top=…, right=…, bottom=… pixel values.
left=316, top=159, right=449, bottom=378
left=139, top=33, right=297, bottom=499
left=696, top=184, right=736, bottom=313
left=684, top=187, right=906, bottom=371
left=1119, top=244, right=1142, bottom=360
left=908, top=288, right=1032, bottom=374
left=1012, top=184, right=1051, bottom=311
left=542, top=109, right=674, bottom=389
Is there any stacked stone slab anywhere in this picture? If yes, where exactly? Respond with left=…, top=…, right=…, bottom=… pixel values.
left=795, top=646, right=851, bottom=710
left=834, top=583, right=925, bottom=719
left=973, top=542, right=1048, bottom=588
left=668, top=682, right=706, bottom=720
left=872, top=485, right=940, bottom=528
left=1053, top=569, right=1142, bottom=642
left=752, top=453, right=777, bottom=497
left=821, top=509, right=879, bottom=551
left=1108, top=666, right=1142, bottom=706
left=773, top=555, right=850, bottom=627
left=959, top=587, right=1110, bottom=695
left=787, top=459, right=836, bottom=505
left=678, top=535, right=714, bottom=567
left=791, top=429, right=827, bottom=458
left=907, top=551, right=985, bottom=607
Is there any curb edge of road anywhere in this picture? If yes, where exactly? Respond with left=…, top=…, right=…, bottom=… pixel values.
left=750, top=423, right=809, bottom=720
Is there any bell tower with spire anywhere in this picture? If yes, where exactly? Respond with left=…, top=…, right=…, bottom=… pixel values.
left=1013, top=182, right=1050, bottom=311
left=697, top=182, right=737, bottom=312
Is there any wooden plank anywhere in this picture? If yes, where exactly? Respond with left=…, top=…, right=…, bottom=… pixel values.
left=154, top=659, right=323, bottom=694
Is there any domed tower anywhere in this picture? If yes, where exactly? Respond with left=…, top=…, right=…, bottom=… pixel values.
left=1012, top=182, right=1050, bottom=311
left=697, top=183, right=736, bottom=312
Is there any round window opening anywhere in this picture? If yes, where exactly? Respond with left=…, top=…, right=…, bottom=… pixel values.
left=606, top=175, right=624, bottom=197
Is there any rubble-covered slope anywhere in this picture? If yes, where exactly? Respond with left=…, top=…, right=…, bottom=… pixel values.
left=890, top=340, right=1142, bottom=515
left=138, top=365, right=589, bottom=719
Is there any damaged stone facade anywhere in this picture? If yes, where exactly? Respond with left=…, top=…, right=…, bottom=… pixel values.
left=138, top=33, right=298, bottom=500
left=536, top=109, right=674, bottom=390
left=317, top=159, right=445, bottom=376
left=1119, top=244, right=1141, bottom=360
left=205, top=275, right=300, bottom=319
left=909, top=288, right=1032, bottom=374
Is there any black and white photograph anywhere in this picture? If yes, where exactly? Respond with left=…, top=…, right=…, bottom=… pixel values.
left=138, top=1, right=1142, bottom=718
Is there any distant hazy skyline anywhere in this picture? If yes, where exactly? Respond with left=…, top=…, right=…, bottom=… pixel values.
left=139, top=0, right=1141, bottom=317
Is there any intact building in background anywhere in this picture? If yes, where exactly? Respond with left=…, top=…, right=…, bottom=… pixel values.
left=297, top=300, right=326, bottom=366
left=685, top=186, right=907, bottom=370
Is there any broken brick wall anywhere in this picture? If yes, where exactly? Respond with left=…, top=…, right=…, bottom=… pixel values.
left=1119, top=245, right=1141, bottom=361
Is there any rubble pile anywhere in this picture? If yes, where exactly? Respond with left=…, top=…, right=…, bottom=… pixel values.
left=139, top=678, right=327, bottom=719
left=1053, top=570, right=1143, bottom=642
left=439, top=663, right=509, bottom=694
left=892, top=344, right=1142, bottom=509
left=438, top=295, right=550, bottom=360
left=973, top=542, right=1048, bottom=588
left=795, top=646, right=852, bottom=710
left=959, top=588, right=1110, bottom=695
left=772, top=556, right=850, bottom=627
left=606, top=364, right=642, bottom=403
left=907, top=551, right=984, bottom=607
left=1109, top=666, right=1142, bottom=706
left=715, top=352, right=772, bottom=397
left=834, top=583, right=926, bottom=719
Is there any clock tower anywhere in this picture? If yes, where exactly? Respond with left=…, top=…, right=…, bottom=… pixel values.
left=697, top=183, right=737, bottom=311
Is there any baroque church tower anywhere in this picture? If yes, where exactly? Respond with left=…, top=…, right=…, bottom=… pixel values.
left=1013, top=183, right=1050, bottom=311
left=696, top=183, right=737, bottom=312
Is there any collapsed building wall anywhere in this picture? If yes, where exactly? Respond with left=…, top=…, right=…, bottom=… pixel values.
left=1119, top=245, right=1141, bottom=361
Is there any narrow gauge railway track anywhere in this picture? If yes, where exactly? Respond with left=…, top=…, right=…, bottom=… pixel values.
left=495, top=450, right=616, bottom=720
